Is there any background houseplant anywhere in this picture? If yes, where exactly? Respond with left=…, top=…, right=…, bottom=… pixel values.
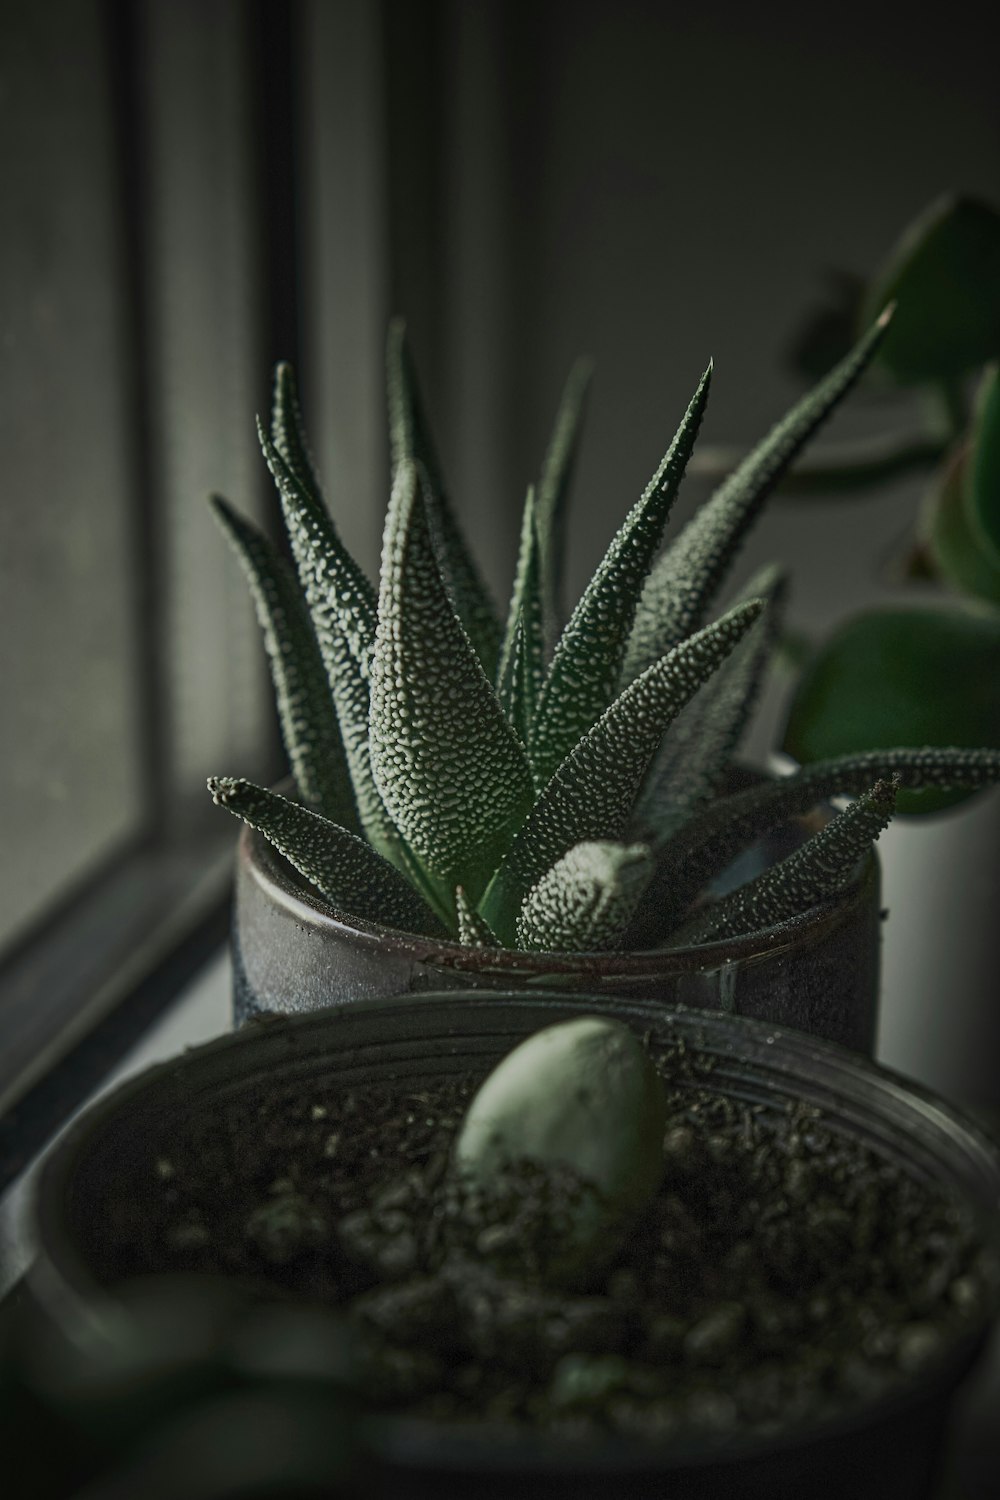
left=759, top=193, right=1000, bottom=800
left=693, top=193, right=1000, bottom=1102
left=208, top=313, right=1000, bottom=1043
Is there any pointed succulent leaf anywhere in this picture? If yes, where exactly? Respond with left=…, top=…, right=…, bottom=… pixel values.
left=369, top=462, right=535, bottom=902
left=496, top=487, right=544, bottom=747
left=480, top=598, right=764, bottom=943
left=209, top=495, right=357, bottom=829
left=535, top=357, right=594, bottom=654
left=496, top=615, right=531, bottom=751
left=456, top=886, right=499, bottom=948
left=515, top=840, right=655, bottom=953
left=667, top=779, right=898, bottom=947
left=530, top=363, right=713, bottom=786
left=859, top=194, right=1000, bottom=383
left=967, top=363, right=1000, bottom=566
left=259, top=424, right=377, bottom=669
left=783, top=603, right=1000, bottom=813
left=258, top=425, right=398, bottom=852
left=622, top=312, right=892, bottom=684
left=386, top=319, right=503, bottom=676
left=633, top=565, right=788, bottom=844
left=635, top=746, right=1000, bottom=942
left=207, top=777, right=447, bottom=937
left=270, top=362, right=325, bottom=505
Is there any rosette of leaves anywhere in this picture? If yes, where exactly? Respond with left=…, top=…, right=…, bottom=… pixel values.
left=693, top=195, right=1000, bottom=810
left=207, top=312, right=1000, bottom=954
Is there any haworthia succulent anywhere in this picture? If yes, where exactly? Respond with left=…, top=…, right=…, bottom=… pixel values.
left=209, top=495, right=357, bottom=829
left=213, top=323, right=1000, bottom=957
left=621, top=311, right=892, bottom=685
left=207, top=777, right=447, bottom=937
left=496, top=487, right=545, bottom=748
left=515, top=840, right=655, bottom=953
left=480, top=599, right=764, bottom=943
left=667, top=778, right=899, bottom=946
left=456, top=886, right=499, bottom=947
left=534, top=357, right=594, bottom=656
left=633, top=745, right=1000, bottom=944
left=632, top=565, right=788, bottom=845
left=386, top=319, right=503, bottom=676
left=369, top=462, right=535, bottom=905
left=529, top=364, right=713, bottom=788
left=270, top=362, right=325, bottom=505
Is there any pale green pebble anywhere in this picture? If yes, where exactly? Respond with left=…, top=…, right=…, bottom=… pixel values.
left=452, top=1016, right=667, bottom=1283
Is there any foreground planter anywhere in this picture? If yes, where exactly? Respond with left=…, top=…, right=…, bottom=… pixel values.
left=233, top=792, right=882, bottom=1053
left=31, top=995, right=1000, bottom=1500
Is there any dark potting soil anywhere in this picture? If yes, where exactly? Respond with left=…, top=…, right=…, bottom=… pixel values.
left=93, top=1041, right=996, bottom=1443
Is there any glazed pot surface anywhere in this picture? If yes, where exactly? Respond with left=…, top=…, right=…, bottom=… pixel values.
left=233, top=807, right=882, bottom=1052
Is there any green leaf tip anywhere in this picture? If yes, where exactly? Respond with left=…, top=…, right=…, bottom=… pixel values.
left=516, top=840, right=655, bottom=953
left=207, top=776, right=447, bottom=937
left=208, top=493, right=357, bottom=827
left=530, top=361, right=713, bottom=784
left=622, top=313, right=890, bottom=682
left=668, top=777, right=898, bottom=947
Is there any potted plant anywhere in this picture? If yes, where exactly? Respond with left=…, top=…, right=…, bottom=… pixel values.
left=689, top=195, right=1000, bottom=1097
left=208, top=312, right=1000, bottom=1052
left=29, top=994, right=1000, bottom=1499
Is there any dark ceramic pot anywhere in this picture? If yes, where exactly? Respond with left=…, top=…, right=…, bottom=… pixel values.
left=233, top=785, right=882, bottom=1052
left=31, top=995, right=1000, bottom=1500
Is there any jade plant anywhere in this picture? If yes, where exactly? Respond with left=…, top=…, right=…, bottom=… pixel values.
left=207, top=311, right=1000, bottom=953
left=694, top=194, right=1000, bottom=810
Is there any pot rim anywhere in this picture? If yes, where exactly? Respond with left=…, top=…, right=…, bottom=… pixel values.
left=31, top=994, right=1000, bottom=1477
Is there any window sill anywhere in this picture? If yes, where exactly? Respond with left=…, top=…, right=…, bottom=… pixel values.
left=0, top=943, right=232, bottom=1297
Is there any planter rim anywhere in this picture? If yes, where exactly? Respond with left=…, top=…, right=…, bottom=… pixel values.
left=31, top=993, right=1000, bottom=1479
left=238, top=819, right=879, bottom=978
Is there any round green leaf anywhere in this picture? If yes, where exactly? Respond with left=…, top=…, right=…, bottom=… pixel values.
left=783, top=604, right=1000, bottom=813
left=919, top=444, right=1000, bottom=606
left=859, top=196, right=1000, bottom=384
left=967, top=364, right=1000, bottom=565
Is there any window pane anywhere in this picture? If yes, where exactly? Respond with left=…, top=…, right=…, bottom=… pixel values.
left=0, top=2, right=145, bottom=952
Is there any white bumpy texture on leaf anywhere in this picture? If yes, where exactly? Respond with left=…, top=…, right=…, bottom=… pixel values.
left=207, top=777, right=446, bottom=936
left=632, top=745, right=1000, bottom=944
left=530, top=364, right=713, bottom=786
left=455, top=886, right=499, bottom=947
left=622, top=313, right=892, bottom=684
left=259, top=424, right=401, bottom=859
left=369, top=462, right=535, bottom=902
left=209, top=495, right=357, bottom=828
left=633, top=564, right=788, bottom=845
left=516, top=840, right=655, bottom=952
left=386, top=320, right=503, bottom=676
left=668, top=778, right=898, bottom=946
left=481, top=598, right=764, bottom=942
